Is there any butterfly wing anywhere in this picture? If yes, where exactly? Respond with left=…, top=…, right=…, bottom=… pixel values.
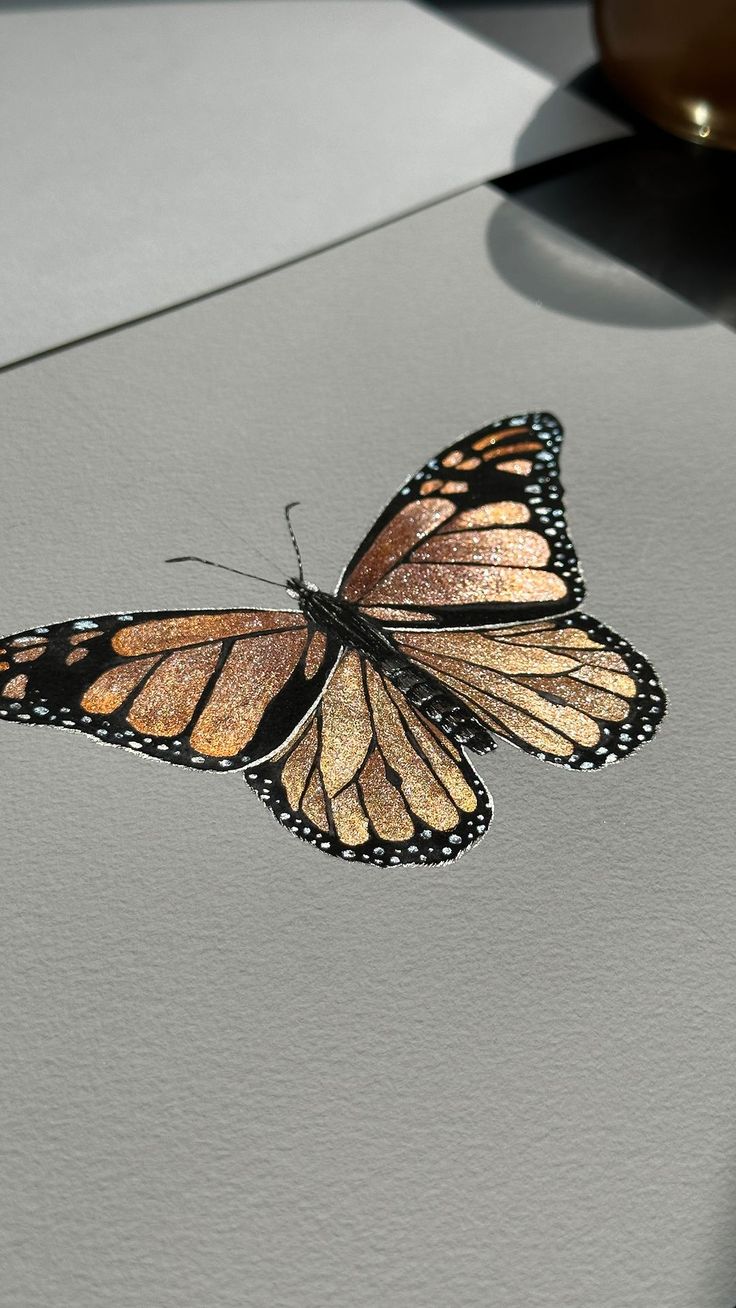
left=0, top=608, right=340, bottom=770
left=245, top=649, right=492, bottom=866
left=338, top=411, right=583, bottom=627
left=392, top=614, right=665, bottom=768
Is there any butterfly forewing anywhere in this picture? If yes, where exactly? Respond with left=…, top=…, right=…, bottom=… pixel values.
left=0, top=609, right=340, bottom=770
left=245, top=649, right=493, bottom=866
left=338, top=412, right=584, bottom=627
left=393, top=614, right=665, bottom=768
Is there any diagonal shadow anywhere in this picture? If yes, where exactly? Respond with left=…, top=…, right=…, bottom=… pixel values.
left=487, top=67, right=734, bottom=330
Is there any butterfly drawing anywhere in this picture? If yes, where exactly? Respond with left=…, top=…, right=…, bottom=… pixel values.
left=0, top=412, right=665, bottom=866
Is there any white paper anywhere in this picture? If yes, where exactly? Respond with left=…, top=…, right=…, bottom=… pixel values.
left=1, top=186, right=734, bottom=1307
left=0, top=0, right=626, bottom=366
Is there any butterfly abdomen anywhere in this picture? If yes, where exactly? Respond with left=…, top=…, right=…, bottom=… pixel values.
left=297, top=585, right=495, bottom=755
left=379, top=655, right=495, bottom=754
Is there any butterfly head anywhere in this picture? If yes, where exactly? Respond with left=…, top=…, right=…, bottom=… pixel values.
left=286, top=577, right=317, bottom=602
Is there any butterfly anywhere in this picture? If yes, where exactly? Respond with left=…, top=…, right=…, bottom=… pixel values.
left=0, top=412, right=665, bottom=866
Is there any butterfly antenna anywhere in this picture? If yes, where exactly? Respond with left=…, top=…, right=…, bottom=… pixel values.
left=165, top=556, right=288, bottom=591
left=284, top=502, right=305, bottom=583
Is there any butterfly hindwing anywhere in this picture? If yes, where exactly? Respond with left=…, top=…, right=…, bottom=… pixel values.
left=0, top=609, right=340, bottom=770
left=338, top=411, right=584, bottom=627
left=245, top=649, right=493, bottom=866
left=392, top=613, right=666, bottom=768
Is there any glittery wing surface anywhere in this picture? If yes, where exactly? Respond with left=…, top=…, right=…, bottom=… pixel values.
left=0, top=609, right=340, bottom=770
left=245, top=649, right=493, bottom=866
left=337, top=412, right=584, bottom=627
left=392, top=614, right=665, bottom=769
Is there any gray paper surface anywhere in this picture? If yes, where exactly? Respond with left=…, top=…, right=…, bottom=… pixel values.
left=0, top=0, right=626, bottom=366
left=1, top=187, right=735, bottom=1307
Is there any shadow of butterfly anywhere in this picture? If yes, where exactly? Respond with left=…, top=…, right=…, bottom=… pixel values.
left=0, top=412, right=665, bottom=866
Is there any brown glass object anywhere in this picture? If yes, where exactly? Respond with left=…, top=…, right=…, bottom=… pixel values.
left=594, top=0, right=736, bottom=149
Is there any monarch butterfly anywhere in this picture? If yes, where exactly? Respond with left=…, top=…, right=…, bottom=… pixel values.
left=0, top=412, right=664, bottom=866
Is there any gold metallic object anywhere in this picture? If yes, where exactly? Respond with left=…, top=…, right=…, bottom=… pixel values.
left=595, top=0, right=736, bottom=149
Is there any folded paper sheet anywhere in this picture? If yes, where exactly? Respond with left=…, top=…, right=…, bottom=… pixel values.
left=0, top=0, right=626, bottom=365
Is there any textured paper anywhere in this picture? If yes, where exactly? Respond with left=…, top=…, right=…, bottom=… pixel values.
left=0, top=0, right=627, bottom=366
left=1, top=187, right=734, bottom=1307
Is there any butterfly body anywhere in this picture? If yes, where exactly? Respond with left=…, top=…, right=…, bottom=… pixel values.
left=292, top=580, right=495, bottom=753
left=1, top=412, right=665, bottom=867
